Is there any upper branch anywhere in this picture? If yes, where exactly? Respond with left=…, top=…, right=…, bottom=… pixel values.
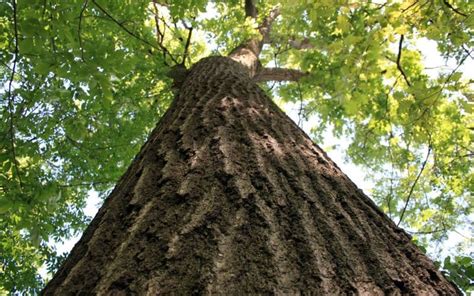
left=152, top=2, right=165, bottom=44
left=91, top=0, right=178, bottom=65
left=397, top=144, right=432, bottom=226
left=8, top=0, right=23, bottom=190
left=245, top=0, right=257, bottom=18
left=288, top=37, right=314, bottom=50
left=77, top=0, right=88, bottom=61
left=181, top=20, right=193, bottom=65
left=396, top=35, right=411, bottom=87
left=228, top=4, right=280, bottom=76
left=442, top=0, right=467, bottom=17
left=258, top=6, right=280, bottom=44
left=253, top=67, right=308, bottom=82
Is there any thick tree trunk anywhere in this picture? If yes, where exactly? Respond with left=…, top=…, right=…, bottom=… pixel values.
left=43, top=56, right=459, bottom=295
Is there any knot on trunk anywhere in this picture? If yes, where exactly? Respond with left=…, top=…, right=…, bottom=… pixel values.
left=229, top=41, right=261, bottom=77
left=167, top=64, right=189, bottom=91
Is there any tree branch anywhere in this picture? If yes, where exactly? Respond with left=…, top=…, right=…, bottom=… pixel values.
left=397, top=34, right=411, bottom=87
left=409, top=49, right=472, bottom=125
left=259, top=6, right=280, bottom=43
left=288, top=37, right=314, bottom=49
left=58, top=181, right=114, bottom=188
left=181, top=20, right=193, bottom=65
left=77, top=0, right=88, bottom=62
left=8, top=0, right=23, bottom=190
left=462, top=45, right=473, bottom=59
left=151, top=3, right=164, bottom=43
left=245, top=0, right=257, bottom=18
left=152, top=2, right=169, bottom=62
left=229, top=5, right=280, bottom=74
left=442, top=0, right=467, bottom=17
left=91, top=0, right=178, bottom=65
left=401, top=0, right=419, bottom=13
left=397, top=145, right=432, bottom=226
left=444, top=49, right=472, bottom=83
left=296, top=81, right=305, bottom=127
left=406, top=227, right=446, bottom=235
left=253, top=67, right=308, bottom=82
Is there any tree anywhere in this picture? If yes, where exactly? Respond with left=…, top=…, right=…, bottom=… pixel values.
left=0, top=0, right=472, bottom=294
left=42, top=56, right=460, bottom=293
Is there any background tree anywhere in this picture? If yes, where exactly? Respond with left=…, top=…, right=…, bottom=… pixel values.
left=0, top=0, right=472, bottom=293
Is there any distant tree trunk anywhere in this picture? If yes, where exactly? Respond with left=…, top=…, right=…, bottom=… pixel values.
left=43, top=56, right=460, bottom=295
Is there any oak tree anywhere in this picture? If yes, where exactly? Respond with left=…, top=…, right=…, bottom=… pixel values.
left=0, top=0, right=472, bottom=293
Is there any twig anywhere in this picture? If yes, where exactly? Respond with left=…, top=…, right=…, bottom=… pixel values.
left=58, top=181, right=113, bottom=188
left=266, top=45, right=282, bottom=92
left=288, top=37, right=314, bottom=49
left=152, top=3, right=167, bottom=62
left=406, top=228, right=445, bottom=235
left=452, top=229, right=469, bottom=238
left=78, top=0, right=88, bottom=61
left=372, top=2, right=387, bottom=10
left=401, top=0, right=419, bottom=13
left=444, top=50, right=472, bottom=83
left=442, top=0, right=467, bottom=17
left=152, top=3, right=164, bottom=43
left=396, top=34, right=411, bottom=87
left=397, top=144, right=432, bottom=226
left=409, top=49, right=472, bottom=125
left=462, top=45, right=473, bottom=59
left=91, top=0, right=178, bottom=65
left=150, top=4, right=178, bottom=38
left=386, top=133, right=396, bottom=219
left=65, top=134, right=128, bottom=152
left=7, top=0, right=23, bottom=190
left=0, top=60, right=14, bottom=72
left=42, top=0, right=47, bottom=18
left=386, top=175, right=394, bottom=218
left=385, top=77, right=401, bottom=219
left=47, top=3, right=57, bottom=54
left=296, top=81, right=304, bottom=127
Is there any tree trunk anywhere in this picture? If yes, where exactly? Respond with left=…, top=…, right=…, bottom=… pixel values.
left=43, top=56, right=460, bottom=295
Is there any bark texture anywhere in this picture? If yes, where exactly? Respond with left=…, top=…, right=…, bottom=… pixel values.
left=43, top=56, right=459, bottom=295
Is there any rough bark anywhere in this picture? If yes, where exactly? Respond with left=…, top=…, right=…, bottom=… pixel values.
left=43, top=56, right=460, bottom=295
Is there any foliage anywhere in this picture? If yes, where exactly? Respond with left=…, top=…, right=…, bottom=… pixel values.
left=439, top=255, right=474, bottom=293
left=0, top=0, right=472, bottom=293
